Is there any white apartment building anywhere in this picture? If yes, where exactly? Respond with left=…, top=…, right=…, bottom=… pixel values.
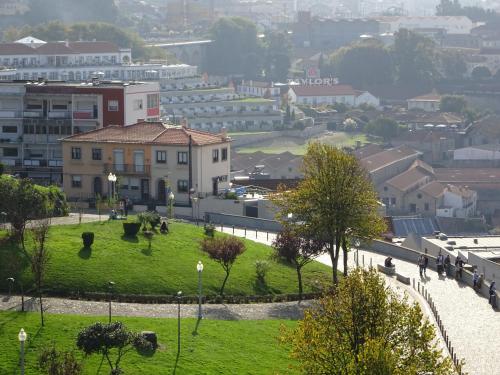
left=0, top=37, right=198, bottom=83
left=288, top=84, right=380, bottom=108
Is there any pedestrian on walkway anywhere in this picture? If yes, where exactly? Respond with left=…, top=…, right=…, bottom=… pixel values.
left=489, top=281, right=497, bottom=308
left=436, top=251, right=444, bottom=275
left=418, top=254, right=426, bottom=277
left=455, top=256, right=464, bottom=279
left=473, top=270, right=479, bottom=289
left=444, top=254, right=451, bottom=276
left=423, top=250, right=429, bottom=276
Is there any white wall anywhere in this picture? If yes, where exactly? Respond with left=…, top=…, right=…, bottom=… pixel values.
left=454, top=147, right=500, bottom=161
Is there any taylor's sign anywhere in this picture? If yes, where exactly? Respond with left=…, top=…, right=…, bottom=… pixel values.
left=288, top=77, right=339, bottom=86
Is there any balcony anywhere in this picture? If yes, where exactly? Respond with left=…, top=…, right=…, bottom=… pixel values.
left=103, top=163, right=150, bottom=175
left=73, top=111, right=96, bottom=120
left=48, top=111, right=71, bottom=119
left=23, top=111, right=42, bottom=118
left=0, top=110, right=22, bottom=118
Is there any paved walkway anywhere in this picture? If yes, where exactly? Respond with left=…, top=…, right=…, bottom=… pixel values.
left=219, top=226, right=500, bottom=375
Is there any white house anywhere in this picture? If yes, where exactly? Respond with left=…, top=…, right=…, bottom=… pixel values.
left=237, top=80, right=281, bottom=98
left=437, top=185, right=477, bottom=218
left=407, top=93, right=441, bottom=112
left=288, top=84, right=380, bottom=108
left=453, top=144, right=500, bottom=161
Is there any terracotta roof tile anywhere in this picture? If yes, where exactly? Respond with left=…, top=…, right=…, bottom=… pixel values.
left=360, top=145, right=420, bottom=173
left=386, top=166, right=433, bottom=191
left=0, top=43, right=37, bottom=55
left=419, top=181, right=445, bottom=198
left=62, top=122, right=228, bottom=146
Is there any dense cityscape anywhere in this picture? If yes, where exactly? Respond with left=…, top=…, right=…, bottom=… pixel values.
left=0, top=0, right=499, bottom=374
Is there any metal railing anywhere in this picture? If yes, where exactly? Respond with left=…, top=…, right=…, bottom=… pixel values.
left=103, top=163, right=150, bottom=175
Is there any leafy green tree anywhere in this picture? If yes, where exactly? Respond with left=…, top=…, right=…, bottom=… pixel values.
left=77, top=322, right=152, bottom=375
left=272, top=143, right=386, bottom=284
left=272, top=226, right=324, bottom=300
left=471, top=66, right=492, bottom=80
left=282, top=268, right=456, bottom=374
left=206, top=17, right=263, bottom=79
left=263, top=31, right=292, bottom=82
left=436, top=0, right=462, bottom=15
left=30, top=218, right=51, bottom=326
left=327, top=41, right=393, bottom=86
left=391, top=29, right=439, bottom=85
left=38, top=345, right=82, bottom=375
left=440, top=50, right=467, bottom=80
left=0, top=162, right=4, bottom=175
left=440, top=95, right=467, bottom=113
left=201, top=236, right=246, bottom=296
left=365, top=117, right=401, bottom=141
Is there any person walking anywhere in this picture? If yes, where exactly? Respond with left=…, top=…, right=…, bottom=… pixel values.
left=436, top=251, right=444, bottom=275
left=489, top=281, right=497, bottom=308
left=423, top=250, right=429, bottom=276
left=455, top=256, right=464, bottom=279
left=473, top=270, right=479, bottom=289
left=444, top=254, right=451, bottom=276
left=418, top=254, right=426, bottom=277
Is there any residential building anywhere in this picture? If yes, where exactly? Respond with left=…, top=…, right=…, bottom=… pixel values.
left=0, top=37, right=198, bottom=83
left=437, top=185, right=477, bottom=218
left=231, top=151, right=303, bottom=180
left=464, top=115, right=500, bottom=146
left=161, top=84, right=283, bottom=132
left=407, top=92, right=441, bottom=112
left=61, top=122, right=231, bottom=204
left=359, top=145, right=421, bottom=186
left=0, top=80, right=160, bottom=184
left=391, top=130, right=455, bottom=163
left=377, top=16, right=475, bottom=35
left=236, top=80, right=282, bottom=105
left=453, top=144, right=500, bottom=167
left=288, top=84, right=380, bottom=108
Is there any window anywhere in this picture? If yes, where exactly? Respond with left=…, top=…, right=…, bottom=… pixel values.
left=221, top=147, right=228, bottom=161
left=130, top=178, right=140, bottom=190
left=71, top=175, right=82, bottom=188
left=2, top=126, right=17, bottom=133
left=92, top=148, right=102, bottom=161
left=147, top=94, right=159, bottom=109
left=3, top=147, right=18, bottom=157
left=390, top=198, right=396, bottom=206
left=177, top=180, right=189, bottom=193
left=177, top=151, right=188, bottom=165
left=212, top=149, right=219, bottom=163
left=417, top=193, right=422, bottom=199
left=71, top=147, right=81, bottom=160
left=424, top=203, right=430, bottom=211
left=383, top=186, right=388, bottom=191
left=52, top=103, right=67, bottom=110
left=108, top=100, right=119, bottom=111
left=156, top=150, right=167, bottom=164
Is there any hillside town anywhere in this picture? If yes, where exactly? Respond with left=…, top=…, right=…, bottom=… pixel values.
left=0, top=1, right=499, bottom=375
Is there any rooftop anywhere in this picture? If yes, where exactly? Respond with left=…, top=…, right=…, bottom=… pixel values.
left=62, top=122, right=228, bottom=146
left=360, top=145, right=420, bottom=173
left=0, top=39, right=124, bottom=56
left=419, top=181, right=445, bottom=198
left=408, top=92, right=442, bottom=102
left=385, top=165, right=434, bottom=191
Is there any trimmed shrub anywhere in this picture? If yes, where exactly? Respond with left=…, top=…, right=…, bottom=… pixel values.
left=123, top=222, right=141, bottom=237
left=82, top=232, right=94, bottom=248
left=204, top=223, right=215, bottom=237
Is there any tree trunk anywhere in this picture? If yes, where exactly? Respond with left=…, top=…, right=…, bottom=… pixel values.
left=296, top=265, right=303, bottom=301
left=38, top=286, right=44, bottom=327
left=342, top=236, right=348, bottom=276
left=328, top=240, right=338, bottom=285
left=220, top=270, right=230, bottom=296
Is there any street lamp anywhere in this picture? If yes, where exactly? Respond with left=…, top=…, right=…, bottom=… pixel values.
left=176, top=290, right=182, bottom=353
left=197, top=261, right=204, bottom=319
left=6, top=277, right=14, bottom=299
left=192, top=197, right=199, bottom=225
left=108, top=281, right=115, bottom=323
left=107, top=173, right=117, bottom=201
left=169, top=191, right=175, bottom=220
left=18, top=328, right=27, bottom=375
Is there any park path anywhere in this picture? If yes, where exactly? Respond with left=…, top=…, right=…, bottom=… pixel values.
left=219, top=226, right=500, bottom=375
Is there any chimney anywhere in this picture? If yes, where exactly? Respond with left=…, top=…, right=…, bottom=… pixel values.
left=220, top=126, right=227, bottom=139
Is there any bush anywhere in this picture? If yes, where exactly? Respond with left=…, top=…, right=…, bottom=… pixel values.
left=204, top=223, right=215, bottom=237
left=81, top=232, right=94, bottom=248
left=123, top=222, right=141, bottom=237
left=255, top=260, right=270, bottom=282
left=137, top=211, right=161, bottom=230
left=224, top=191, right=238, bottom=200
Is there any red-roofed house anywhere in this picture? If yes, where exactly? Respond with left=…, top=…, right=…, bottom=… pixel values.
left=407, top=92, right=441, bottom=112
left=288, top=84, right=380, bottom=107
left=61, top=122, right=231, bottom=204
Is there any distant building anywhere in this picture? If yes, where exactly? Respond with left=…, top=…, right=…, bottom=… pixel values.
left=377, top=16, right=475, bottom=35
left=236, top=80, right=281, bottom=101
left=391, top=130, right=455, bottom=163
left=454, top=144, right=500, bottom=167
left=407, top=92, right=441, bottom=112
left=231, top=151, right=303, bottom=180
left=464, top=115, right=500, bottom=146
left=61, top=122, right=231, bottom=204
left=288, top=84, right=380, bottom=108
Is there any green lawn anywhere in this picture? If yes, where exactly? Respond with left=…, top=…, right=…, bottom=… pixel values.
left=235, top=132, right=374, bottom=155
left=0, top=311, right=298, bottom=374
left=0, top=221, right=330, bottom=296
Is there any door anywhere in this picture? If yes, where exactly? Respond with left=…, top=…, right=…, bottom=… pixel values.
left=157, top=179, right=166, bottom=203
left=141, top=179, right=149, bottom=201
left=134, top=151, right=144, bottom=173
left=113, top=149, right=124, bottom=172
left=212, top=178, right=218, bottom=196
left=410, top=204, right=417, bottom=213
left=93, top=177, right=102, bottom=195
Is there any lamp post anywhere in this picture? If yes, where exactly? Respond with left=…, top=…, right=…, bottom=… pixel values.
left=169, top=192, right=175, bottom=220
left=18, top=328, right=27, bottom=375
left=108, top=281, right=115, bottom=323
left=6, top=277, right=14, bottom=299
left=197, top=261, right=204, bottom=319
left=192, top=197, right=199, bottom=225
left=107, top=173, right=117, bottom=202
left=176, top=290, right=182, bottom=353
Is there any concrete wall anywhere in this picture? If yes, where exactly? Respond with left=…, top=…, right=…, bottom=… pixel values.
left=230, top=125, right=326, bottom=148
left=204, top=212, right=282, bottom=232
left=468, top=252, right=499, bottom=285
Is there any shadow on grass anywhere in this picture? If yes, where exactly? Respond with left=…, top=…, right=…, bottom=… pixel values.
left=192, top=317, right=202, bottom=336
left=253, top=278, right=280, bottom=295
left=172, top=351, right=180, bottom=375
left=78, top=246, right=91, bottom=259
left=141, top=247, right=152, bottom=256
left=120, top=235, right=139, bottom=243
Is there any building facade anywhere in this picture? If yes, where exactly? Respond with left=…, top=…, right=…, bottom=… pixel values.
left=288, top=85, right=380, bottom=108
left=61, top=122, right=231, bottom=204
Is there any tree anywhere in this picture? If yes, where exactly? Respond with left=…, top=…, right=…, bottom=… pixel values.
left=0, top=162, right=3, bottom=175
left=263, top=31, right=292, bottom=82
left=76, top=322, right=152, bottom=375
left=272, top=143, right=386, bottom=284
left=38, top=345, right=82, bottom=375
left=206, top=17, right=263, bottom=78
left=440, top=50, right=467, bottom=80
left=272, top=226, right=324, bottom=300
left=440, top=95, right=467, bottom=113
left=327, top=41, right=393, bottom=87
left=471, top=66, right=492, bottom=80
left=200, top=236, right=246, bottom=296
left=282, top=268, right=456, bottom=374
left=30, top=218, right=51, bottom=327
left=365, top=117, right=401, bottom=141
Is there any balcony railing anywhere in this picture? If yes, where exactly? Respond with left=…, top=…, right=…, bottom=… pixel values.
left=103, top=163, right=150, bottom=175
